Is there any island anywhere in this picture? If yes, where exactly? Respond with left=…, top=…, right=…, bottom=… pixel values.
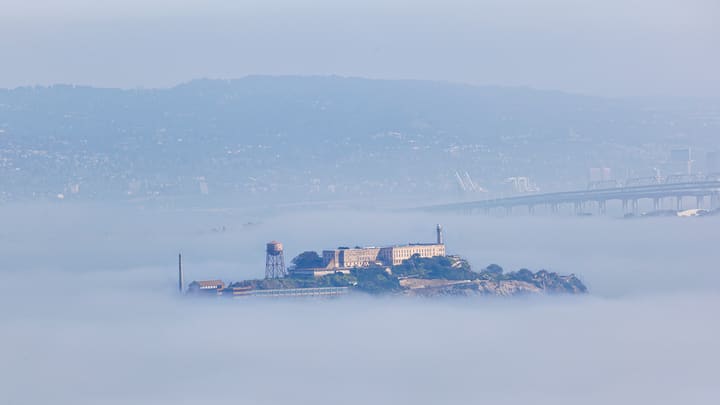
left=227, top=254, right=587, bottom=297
left=184, top=225, right=587, bottom=298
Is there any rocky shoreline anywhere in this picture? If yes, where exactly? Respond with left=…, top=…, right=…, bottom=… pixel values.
left=401, top=272, right=587, bottom=297
left=214, top=255, right=589, bottom=298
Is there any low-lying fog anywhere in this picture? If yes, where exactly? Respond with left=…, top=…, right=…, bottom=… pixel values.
left=2, top=203, right=718, bottom=404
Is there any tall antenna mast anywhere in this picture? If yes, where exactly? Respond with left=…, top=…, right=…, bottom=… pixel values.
left=178, top=253, right=184, bottom=293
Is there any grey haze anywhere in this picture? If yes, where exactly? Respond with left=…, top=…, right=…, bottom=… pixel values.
left=1, top=0, right=719, bottom=97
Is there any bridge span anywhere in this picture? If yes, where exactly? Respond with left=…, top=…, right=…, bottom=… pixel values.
left=424, top=179, right=720, bottom=216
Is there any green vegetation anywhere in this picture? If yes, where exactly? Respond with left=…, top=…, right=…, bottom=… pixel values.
left=351, top=267, right=401, bottom=294
left=291, top=251, right=323, bottom=269
left=231, top=254, right=587, bottom=295
left=392, top=255, right=476, bottom=280
left=232, top=272, right=355, bottom=290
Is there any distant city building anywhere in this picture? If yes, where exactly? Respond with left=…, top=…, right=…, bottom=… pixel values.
left=589, top=167, right=612, bottom=182
left=706, top=151, right=719, bottom=173
left=668, top=148, right=693, bottom=175
left=670, top=148, right=692, bottom=162
left=506, top=177, right=538, bottom=193
left=197, top=176, right=209, bottom=195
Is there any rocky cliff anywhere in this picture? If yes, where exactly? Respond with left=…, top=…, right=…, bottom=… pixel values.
left=401, top=272, right=587, bottom=297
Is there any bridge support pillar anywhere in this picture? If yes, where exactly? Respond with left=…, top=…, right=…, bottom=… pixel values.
left=598, top=200, right=607, bottom=215
left=573, top=202, right=581, bottom=215
left=676, top=196, right=683, bottom=211
left=622, top=200, right=628, bottom=214
left=696, top=196, right=704, bottom=209
left=528, top=205, right=535, bottom=215
left=631, top=199, right=639, bottom=215
left=551, top=203, right=559, bottom=214
left=712, top=193, right=720, bottom=210
left=505, top=206, right=512, bottom=216
left=653, top=198, right=660, bottom=212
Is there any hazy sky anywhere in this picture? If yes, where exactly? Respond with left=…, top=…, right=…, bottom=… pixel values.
left=1, top=0, right=718, bottom=97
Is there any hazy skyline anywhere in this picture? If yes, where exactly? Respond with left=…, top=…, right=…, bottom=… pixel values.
left=2, top=0, right=719, bottom=97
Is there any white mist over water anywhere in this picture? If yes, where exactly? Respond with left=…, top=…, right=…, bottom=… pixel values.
left=1, top=203, right=718, bottom=404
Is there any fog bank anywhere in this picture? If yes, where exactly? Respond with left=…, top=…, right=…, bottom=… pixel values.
left=1, top=203, right=718, bottom=404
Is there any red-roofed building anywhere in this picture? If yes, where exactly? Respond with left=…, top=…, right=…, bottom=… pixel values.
left=188, top=280, right=225, bottom=295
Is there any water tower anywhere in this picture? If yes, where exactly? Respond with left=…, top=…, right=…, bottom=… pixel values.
left=265, top=241, right=287, bottom=279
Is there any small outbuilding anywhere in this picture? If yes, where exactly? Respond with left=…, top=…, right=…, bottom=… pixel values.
left=187, top=280, right=226, bottom=295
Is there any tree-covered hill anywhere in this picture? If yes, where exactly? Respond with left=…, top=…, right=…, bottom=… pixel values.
left=228, top=254, right=587, bottom=296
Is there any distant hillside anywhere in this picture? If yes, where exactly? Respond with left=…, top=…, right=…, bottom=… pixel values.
left=0, top=76, right=717, bottom=204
